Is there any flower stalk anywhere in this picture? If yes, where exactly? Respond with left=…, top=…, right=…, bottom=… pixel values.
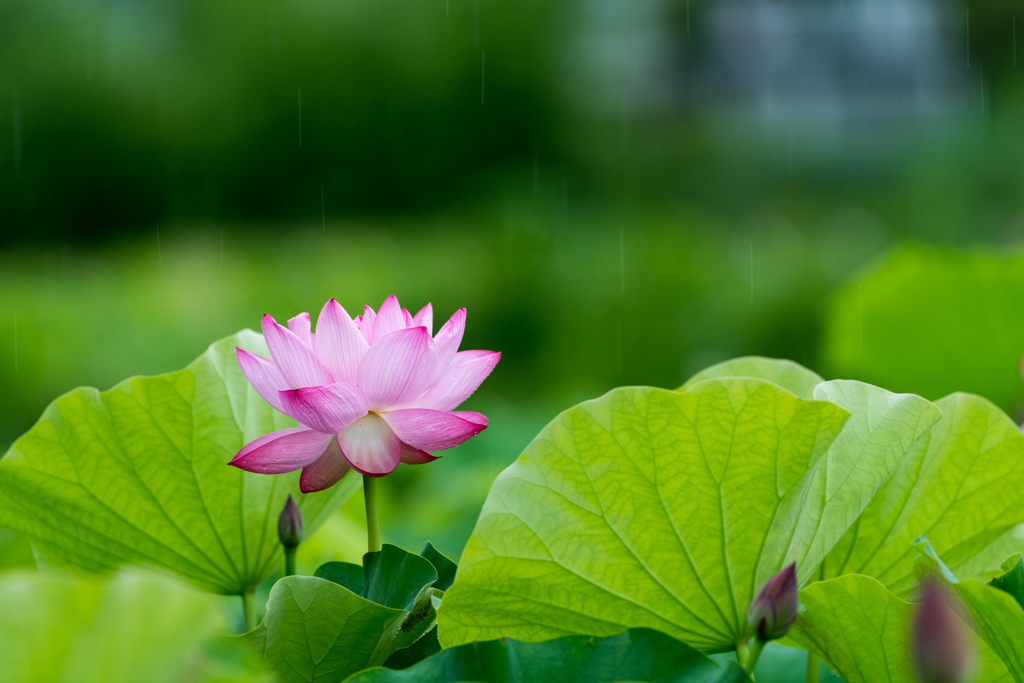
left=744, top=638, right=766, bottom=675
left=806, top=652, right=820, bottom=683
left=364, top=474, right=381, bottom=553
left=735, top=639, right=750, bottom=668
left=284, top=546, right=297, bottom=577
left=241, top=589, right=256, bottom=632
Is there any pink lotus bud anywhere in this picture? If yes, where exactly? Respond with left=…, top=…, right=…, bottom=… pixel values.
left=747, top=563, right=799, bottom=641
left=277, top=495, right=304, bottom=549
left=911, top=581, right=976, bottom=683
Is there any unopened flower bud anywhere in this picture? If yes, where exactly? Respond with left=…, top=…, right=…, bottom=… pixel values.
left=911, top=581, right=976, bottom=683
left=747, top=563, right=799, bottom=642
left=277, top=495, right=304, bottom=549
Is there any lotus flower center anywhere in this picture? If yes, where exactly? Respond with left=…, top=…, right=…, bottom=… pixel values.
left=344, top=411, right=388, bottom=437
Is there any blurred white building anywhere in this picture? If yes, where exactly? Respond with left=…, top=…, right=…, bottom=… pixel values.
left=568, top=0, right=970, bottom=144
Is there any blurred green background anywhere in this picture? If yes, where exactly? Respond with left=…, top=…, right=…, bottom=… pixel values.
left=4, top=0, right=1024, bottom=555
left=2, top=0, right=1024, bottom=678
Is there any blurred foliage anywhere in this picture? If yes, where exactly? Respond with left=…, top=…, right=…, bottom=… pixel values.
left=0, top=568, right=269, bottom=683
left=0, top=529, right=35, bottom=572
left=823, top=244, right=1024, bottom=416
left=0, top=0, right=558, bottom=240
left=3, top=0, right=1024, bottom=250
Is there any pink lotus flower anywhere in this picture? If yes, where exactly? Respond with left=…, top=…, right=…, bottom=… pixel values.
left=229, top=296, right=500, bottom=492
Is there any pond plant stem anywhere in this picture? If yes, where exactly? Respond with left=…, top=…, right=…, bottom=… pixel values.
left=284, top=545, right=297, bottom=577
left=241, top=589, right=256, bottom=633
left=806, top=652, right=820, bottom=683
left=744, top=638, right=766, bottom=677
left=736, top=639, right=750, bottom=668
left=364, top=474, right=381, bottom=553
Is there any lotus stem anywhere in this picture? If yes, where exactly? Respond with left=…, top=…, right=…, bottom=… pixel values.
left=744, top=638, right=766, bottom=676
left=363, top=474, right=381, bottom=553
left=241, top=589, right=256, bottom=633
left=806, top=652, right=820, bottom=683
left=284, top=546, right=297, bottom=577
left=736, top=639, right=750, bottom=668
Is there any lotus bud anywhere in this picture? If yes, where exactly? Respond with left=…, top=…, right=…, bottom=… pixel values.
left=277, top=495, right=304, bottom=549
left=747, top=563, right=799, bottom=642
left=911, top=581, right=976, bottom=683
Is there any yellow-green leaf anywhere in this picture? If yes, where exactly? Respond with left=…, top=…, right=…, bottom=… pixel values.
left=438, top=380, right=852, bottom=651
left=0, top=331, right=357, bottom=594
left=824, top=393, right=1024, bottom=596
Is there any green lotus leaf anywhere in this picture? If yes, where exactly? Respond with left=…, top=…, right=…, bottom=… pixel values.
left=439, top=376, right=939, bottom=651
left=420, top=542, right=457, bottom=592
left=248, top=575, right=407, bottom=683
left=316, top=545, right=437, bottom=611
left=680, top=356, right=824, bottom=399
left=990, top=555, right=1024, bottom=610
left=823, top=393, right=1024, bottom=596
left=438, top=380, right=861, bottom=651
left=0, top=330, right=357, bottom=595
left=379, top=543, right=458, bottom=670
left=790, top=575, right=915, bottom=682
left=316, top=560, right=366, bottom=596
left=684, top=368, right=943, bottom=586
left=803, top=380, right=941, bottom=581
left=790, top=573, right=1009, bottom=683
left=346, top=628, right=751, bottom=683
left=315, top=544, right=443, bottom=654
left=382, top=627, right=442, bottom=672
left=0, top=568, right=269, bottom=683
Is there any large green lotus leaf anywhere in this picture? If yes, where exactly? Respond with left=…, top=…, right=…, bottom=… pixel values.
left=249, top=575, right=408, bottom=683
left=684, top=368, right=944, bottom=582
left=823, top=393, right=1024, bottom=596
left=0, top=330, right=357, bottom=595
left=439, top=376, right=941, bottom=651
left=799, top=380, right=941, bottom=581
left=345, top=628, right=751, bottom=683
left=680, top=356, right=824, bottom=399
left=438, top=380, right=857, bottom=651
left=0, top=568, right=270, bottom=683
left=918, top=542, right=1024, bottom=680
left=790, top=574, right=1009, bottom=683
left=689, top=371, right=941, bottom=586
left=822, top=244, right=1024, bottom=412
